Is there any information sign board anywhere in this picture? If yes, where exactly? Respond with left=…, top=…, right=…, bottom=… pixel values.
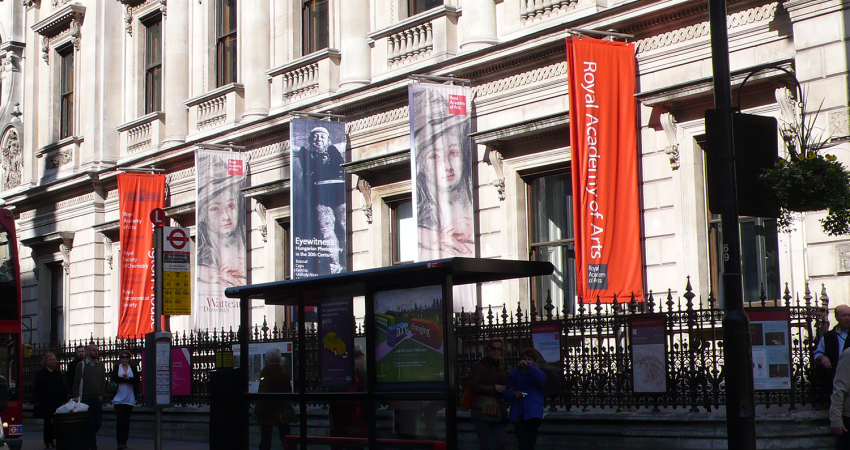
left=163, top=227, right=191, bottom=315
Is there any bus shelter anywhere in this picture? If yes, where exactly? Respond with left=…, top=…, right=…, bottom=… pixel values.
left=225, top=257, right=554, bottom=450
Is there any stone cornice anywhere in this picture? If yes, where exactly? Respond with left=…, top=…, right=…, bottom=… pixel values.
left=32, top=4, right=85, bottom=38
left=342, top=149, right=410, bottom=178
left=637, top=60, right=795, bottom=108
left=241, top=179, right=289, bottom=202
left=784, top=0, right=845, bottom=20
left=184, top=83, right=244, bottom=108
left=20, top=230, right=74, bottom=248
left=470, top=112, right=569, bottom=148
left=116, top=111, right=165, bottom=132
left=267, top=48, right=341, bottom=79
left=164, top=201, right=195, bottom=217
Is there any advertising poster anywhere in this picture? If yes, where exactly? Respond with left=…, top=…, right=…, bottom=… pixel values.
left=233, top=341, right=294, bottom=393
left=630, top=315, right=667, bottom=393
left=566, top=37, right=644, bottom=303
left=171, top=347, right=192, bottom=396
left=117, top=173, right=165, bottom=339
left=319, top=297, right=354, bottom=387
left=374, top=285, right=445, bottom=383
left=290, top=118, right=347, bottom=278
left=409, top=82, right=475, bottom=312
left=531, top=323, right=561, bottom=364
left=748, top=309, right=791, bottom=390
left=194, top=149, right=247, bottom=330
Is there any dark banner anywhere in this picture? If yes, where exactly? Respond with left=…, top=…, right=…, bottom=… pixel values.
left=566, top=37, right=645, bottom=303
left=194, top=149, right=247, bottom=330
left=319, top=297, right=354, bottom=387
left=117, top=173, right=165, bottom=339
left=290, top=119, right=347, bottom=278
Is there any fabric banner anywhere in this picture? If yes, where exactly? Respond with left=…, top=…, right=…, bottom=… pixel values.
left=290, top=119, right=347, bottom=278
left=194, top=149, right=248, bottom=330
left=566, top=37, right=644, bottom=303
left=117, top=173, right=165, bottom=339
left=409, top=83, right=475, bottom=312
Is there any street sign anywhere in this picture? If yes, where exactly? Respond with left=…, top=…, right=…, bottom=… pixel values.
left=162, top=226, right=191, bottom=315
left=150, top=208, right=166, bottom=228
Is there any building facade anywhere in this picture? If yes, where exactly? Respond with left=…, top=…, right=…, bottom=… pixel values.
left=0, top=0, right=848, bottom=344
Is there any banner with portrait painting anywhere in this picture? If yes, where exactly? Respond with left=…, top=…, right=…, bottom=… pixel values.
left=117, top=173, right=165, bottom=339
left=566, top=37, right=644, bottom=303
left=409, top=82, right=475, bottom=312
left=194, top=149, right=248, bottom=330
left=290, top=119, right=347, bottom=279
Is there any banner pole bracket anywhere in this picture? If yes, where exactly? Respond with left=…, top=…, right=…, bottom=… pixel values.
left=566, top=28, right=634, bottom=41
left=409, top=74, right=471, bottom=85
left=197, top=142, right=248, bottom=153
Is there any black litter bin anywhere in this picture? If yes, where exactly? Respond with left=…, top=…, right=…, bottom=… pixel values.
left=53, top=411, right=89, bottom=450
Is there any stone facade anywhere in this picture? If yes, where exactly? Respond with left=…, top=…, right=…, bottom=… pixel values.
left=0, top=0, right=848, bottom=343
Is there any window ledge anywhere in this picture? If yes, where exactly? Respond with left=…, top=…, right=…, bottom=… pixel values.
left=184, top=83, right=244, bottom=108
left=117, top=111, right=164, bottom=132
left=267, top=48, right=341, bottom=79
left=36, top=135, right=83, bottom=157
left=368, top=5, right=460, bottom=42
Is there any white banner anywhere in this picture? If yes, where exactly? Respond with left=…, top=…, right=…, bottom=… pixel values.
left=194, top=149, right=247, bottom=330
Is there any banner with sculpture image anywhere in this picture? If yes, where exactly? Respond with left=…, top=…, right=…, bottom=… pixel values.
left=117, top=173, right=165, bottom=339
left=409, top=82, right=475, bottom=312
left=194, top=149, right=247, bottom=330
left=566, top=37, right=644, bottom=303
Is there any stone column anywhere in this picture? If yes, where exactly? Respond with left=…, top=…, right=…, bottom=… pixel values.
left=460, top=0, right=497, bottom=53
left=241, top=0, right=271, bottom=121
left=339, top=0, right=371, bottom=90
left=162, top=0, right=190, bottom=146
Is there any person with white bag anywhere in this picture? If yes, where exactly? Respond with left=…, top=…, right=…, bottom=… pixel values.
left=72, top=343, right=105, bottom=450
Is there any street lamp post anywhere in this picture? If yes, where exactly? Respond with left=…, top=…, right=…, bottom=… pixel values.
left=707, top=0, right=757, bottom=448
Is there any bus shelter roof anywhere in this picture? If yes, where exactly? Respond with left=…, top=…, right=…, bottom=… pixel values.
left=224, top=257, right=554, bottom=305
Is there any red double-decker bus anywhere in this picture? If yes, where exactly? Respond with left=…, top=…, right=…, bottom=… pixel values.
left=0, top=208, right=23, bottom=449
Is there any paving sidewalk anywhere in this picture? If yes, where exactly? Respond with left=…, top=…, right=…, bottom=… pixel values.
left=19, top=430, right=210, bottom=450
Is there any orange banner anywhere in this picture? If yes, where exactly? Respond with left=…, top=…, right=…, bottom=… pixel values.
left=117, top=173, right=165, bottom=338
left=566, top=37, right=644, bottom=303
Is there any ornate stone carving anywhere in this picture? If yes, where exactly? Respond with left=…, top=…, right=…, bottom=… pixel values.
left=0, top=50, right=20, bottom=74
left=34, top=7, right=85, bottom=64
left=59, top=241, right=72, bottom=275
left=1, top=129, right=22, bottom=190
left=356, top=178, right=373, bottom=224
left=46, top=150, right=72, bottom=170
left=775, top=87, right=801, bottom=152
left=255, top=203, right=268, bottom=242
left=634, top=3, right=778, bottom=54
left=41, top=37, right=50, bottom=64
left=660, top=112, right=680, bottom=170
left=103, top=236, right=113, bottom=270
left=484, top=146, right=506, bottom=201
left=472, top=61, right=567, bottom=100
left=23, top=0, right=41, bottom=9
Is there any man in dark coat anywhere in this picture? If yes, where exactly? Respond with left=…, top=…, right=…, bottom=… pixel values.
left=816, top=305, right=850, bottom=383
left=34, top=353, right=68, bottom=449
left=65, top=346, right=85, bottom=394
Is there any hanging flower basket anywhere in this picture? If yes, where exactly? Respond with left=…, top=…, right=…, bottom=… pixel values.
left=757, top=93, right=850, bottom=236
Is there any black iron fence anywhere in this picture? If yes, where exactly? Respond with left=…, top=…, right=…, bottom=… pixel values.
left=23, top=279, right=832, bottom=411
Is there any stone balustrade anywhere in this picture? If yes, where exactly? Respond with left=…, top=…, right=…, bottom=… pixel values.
left=184, top=83, right=245, bottom=136
left=35, top=135, right=82, bottom=181
left=116, top=112, right=165, bottom=160
left=267, top=49, right=340, bottom=112
left=520, top=0, right=576, bottom=22
left=367, top=5, right=459, bottom=77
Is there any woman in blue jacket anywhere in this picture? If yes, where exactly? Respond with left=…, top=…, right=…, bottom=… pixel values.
left=504, top=348, right=546, bottom=450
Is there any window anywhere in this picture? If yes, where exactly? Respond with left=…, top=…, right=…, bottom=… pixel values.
left=408, top=0, right=442, bottom=16
left=49, top=263, right=64, bottom=345
left=59, top=47, right=74, bottom=139
left=278, top=220, right=291, bottom=280
left=528, top=172, right=577, bottom=315
left=216, top=0, right=237, bottom=87
left=389, top=198, right=415, bottom=265
left=302, top=0, right=328, bottom=55
left=143, top=15, right=163, bottom=113
left=708, top=215, right=780, bottom=304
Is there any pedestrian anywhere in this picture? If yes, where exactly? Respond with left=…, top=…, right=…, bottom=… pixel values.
left=467, top=336, right=508, bottom=450
left=73, top=343, right=105, bottom=450
left=505, top=348, right=546, bottom=450
left=252, top=346, right=293, bottom=450
left=66, top=346, right=85, bottom=394
left=816, top=305, right=850, bottom=386
left=831, top=348, right=850, bottom=448
left=34, top=352, right=67, bottom=449
left=110, top=350, right=139, bottom=450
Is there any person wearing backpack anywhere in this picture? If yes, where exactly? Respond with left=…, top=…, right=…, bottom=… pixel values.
left=504, top=348, right=546, bottom=450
